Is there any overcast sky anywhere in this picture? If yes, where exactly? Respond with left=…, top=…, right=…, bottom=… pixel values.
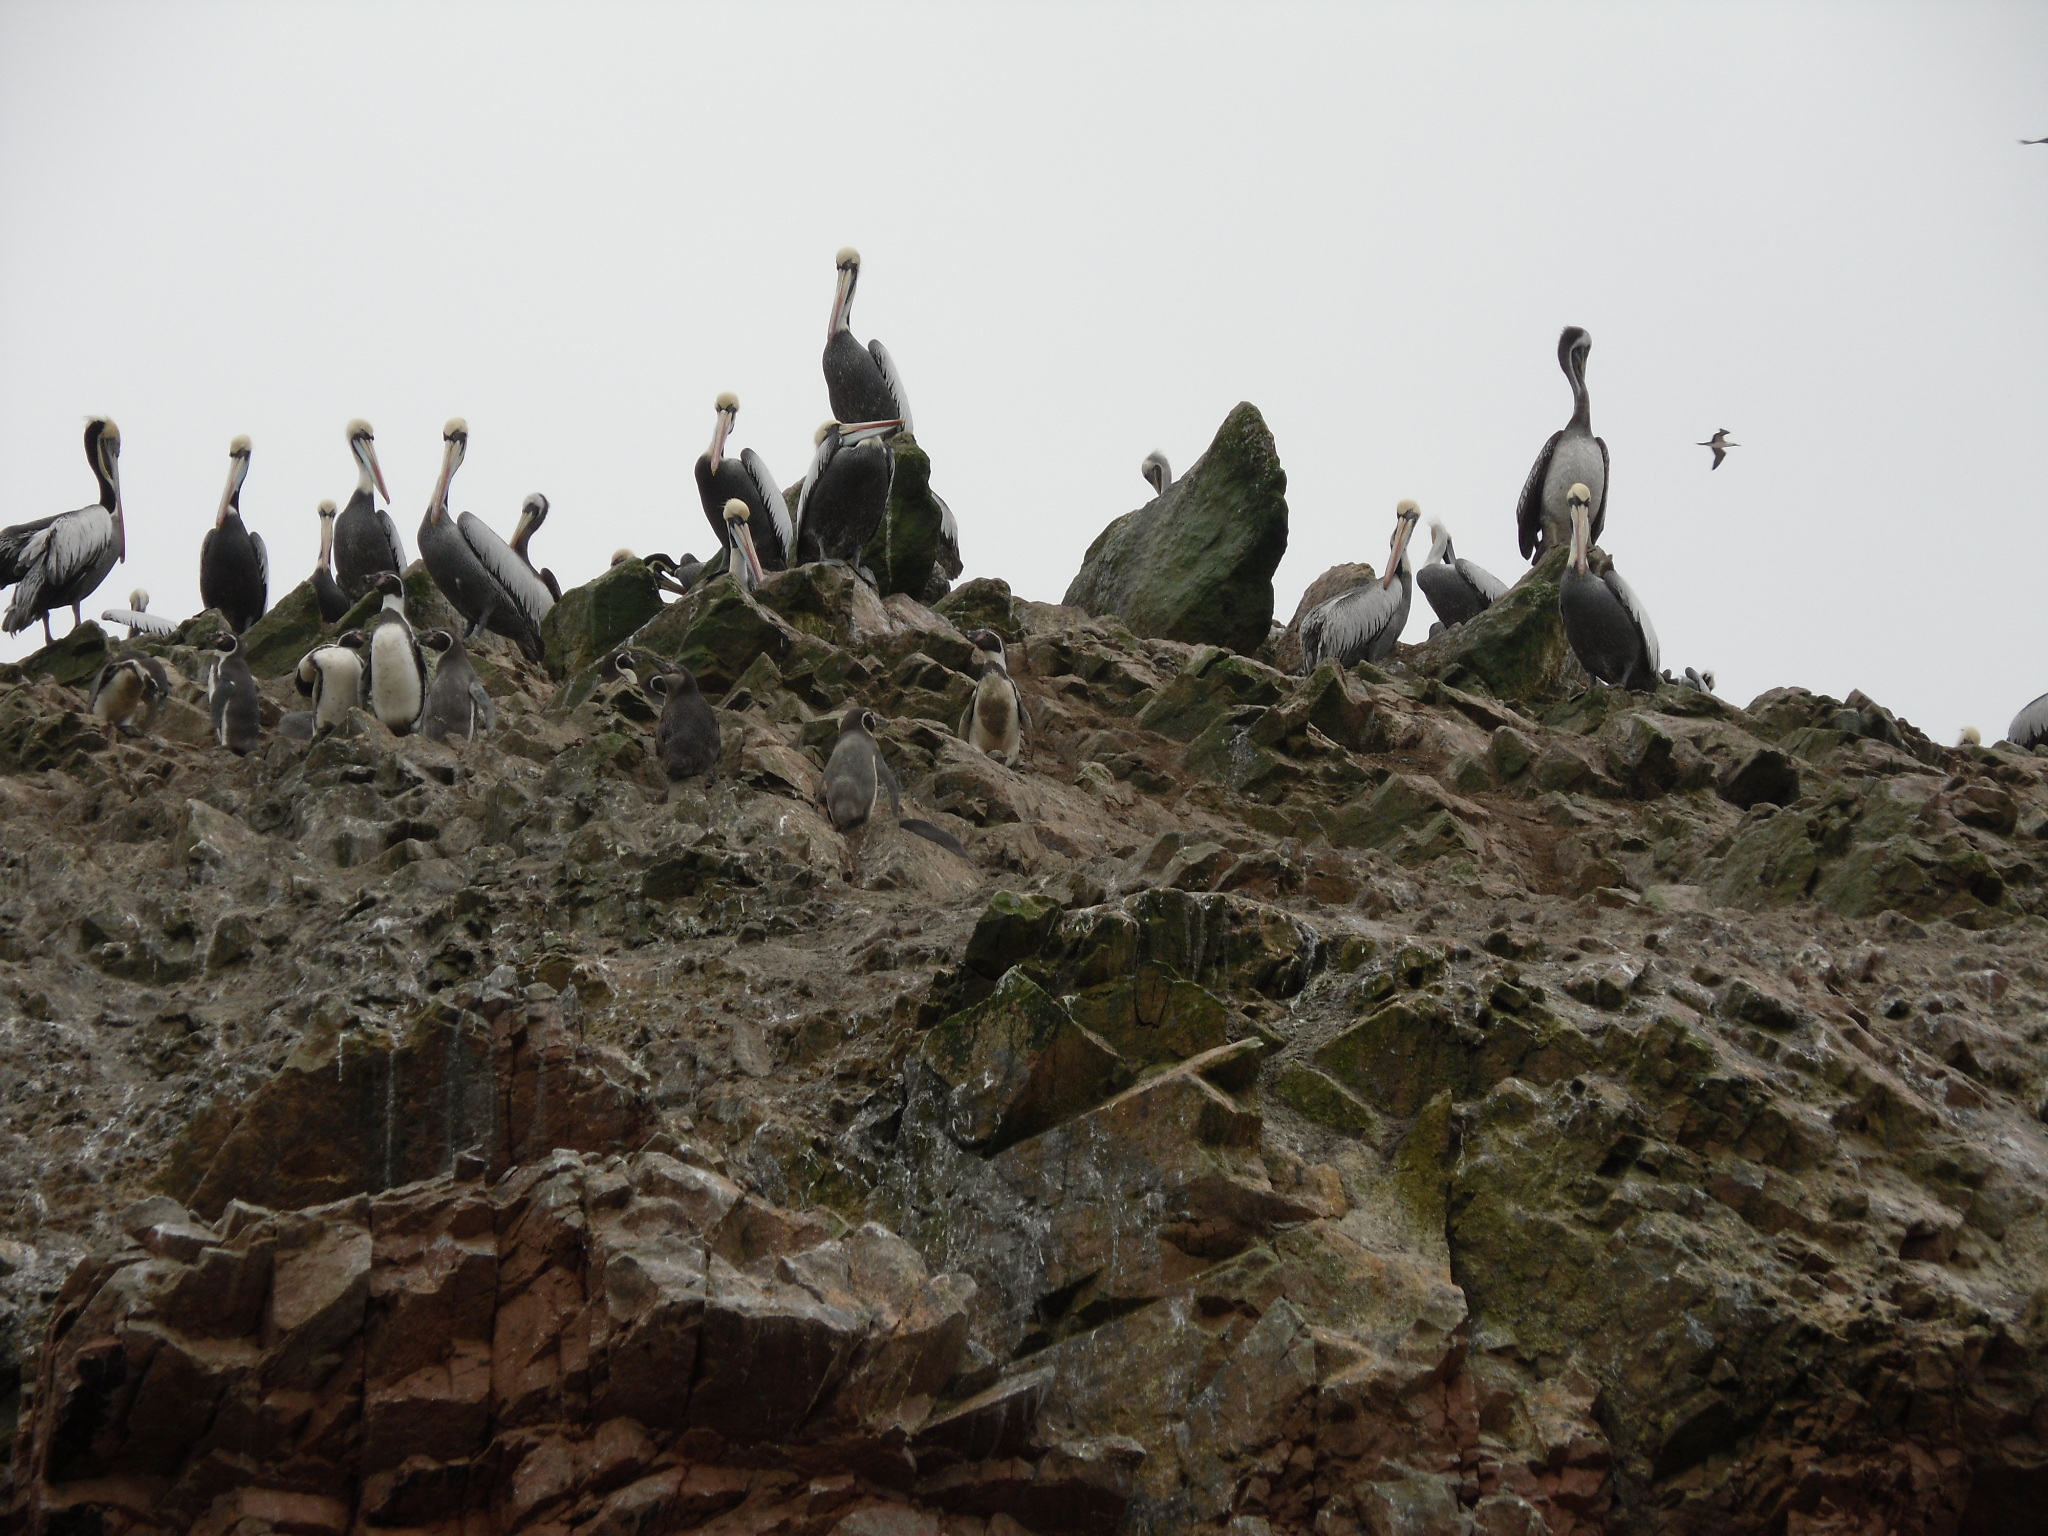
left=2, top=2, right=2044, bottom=743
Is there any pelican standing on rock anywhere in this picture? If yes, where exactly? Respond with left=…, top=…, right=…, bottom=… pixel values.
left=1, top=417, right=125, bottom=643
left=101, top=589, right=176, bottom=638
left=794, top=420, right=900, bottom=570
left=1559, top=483, right=1660, bottom=690
left=695, top=394, right=793, bottom=572
left=1516, top=327, right=1608, bottom=562
left=417, top=420, right=552, bottom=664
left=311, top=501, right=350, bottom=622
left=1299, top=501, right=1422, bottom=670
left=333, top=419, right=401, bottom=600
left=296, top=631, right=367, bottom=732
left=823, top=248, right=914, bottom=430
left=2008, top=693, right=2048, bottom=751
left=207, top=632, right=262, bottom=755
left=1141, top=452, right=1172, bottom=498
left=419, top=629, right=495, bottom=743
left=1415, top=519, right=1508, bottom=630
left=365, top=573, right=427, bottom=734
left=199, top=435, right=268, bottom=632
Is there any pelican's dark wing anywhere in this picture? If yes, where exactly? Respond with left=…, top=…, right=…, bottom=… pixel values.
left=0, top=511, right=62, bottom=586
left=933, top=491, right=962, bottom=578
left=2008, top=691, right=2048, bottom=749
left=251, top=531, right=269, bottom=597
left=740, top=448, right=793, bottom=570
left=1301, top=584, right=1401, bottom=672
left=869, top=339, right=913, bottom=433
left=1592, top=436, right=1610, bottom=545
left=794, top=433, right=837, bottom=561
left=1456, top=557, right=1509, bottom=605
left=1515, top=432, right=1561, bottom=559
left=377, top=508, right=408, bottom=574
left=1601, top=564, right=1660, bottom=681
left=457, top=511, right=555, bottom=627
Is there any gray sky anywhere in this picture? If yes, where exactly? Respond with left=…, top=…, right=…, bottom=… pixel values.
left=3, top=2, right=2044, bottom=744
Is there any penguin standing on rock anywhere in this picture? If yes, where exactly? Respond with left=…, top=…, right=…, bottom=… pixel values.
left=88, top=653, right=169, bottom=737
left=646, top=662, right=721, bottom=780
left=820, top=708, right=971, bottom=861
left=207, top=632, right=262, bottom=755
left=959, top=630, right=1028, bottom=765
left=296, top=631, right=367, bottom=732
left=419, top=629, right=495, bottom=743
left=365, top=573, right=427, bottom=735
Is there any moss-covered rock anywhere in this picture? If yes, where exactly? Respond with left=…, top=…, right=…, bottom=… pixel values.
left=1402, top=545, right=1586, bottom=705
left=1321, top=772, right=1449, bottom=850
left=1271, top=1061, right=1380, bottom=1137
left=632, top=576, right=801, bottom=695
left=1134, top=647, right=1287, bottom=742
left=236, top=580, right=332, bottom=677
left=962, top=890, right=1064, bottom=983
left=540, top=558, right=663, bottom=680
left=859, top=431, right=947, bottom=598
left=935, top=576, right=1021, bottom=642
left=1063, top=402, right=1288, bottom=654
left=17, top=620, right=111, bottom=688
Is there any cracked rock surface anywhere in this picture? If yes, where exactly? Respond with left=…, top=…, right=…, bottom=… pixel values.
left=1, top=555, right=2046, bottom=1535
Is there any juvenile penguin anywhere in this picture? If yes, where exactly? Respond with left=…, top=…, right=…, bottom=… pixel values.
left=646, top=663, right=721, bottom=780
left=958, top=629, right=1028, bottom=765
left=419, top=628, right=495, bottom=743
left=88, top=652, right=169, bottom=736
left=207, top=631, right=262, bottom=755
left=365, top=572, right=427, bottom=735
left=820, top=708, right=971, bottom=859
left=296, top=630, right=368, bottom=731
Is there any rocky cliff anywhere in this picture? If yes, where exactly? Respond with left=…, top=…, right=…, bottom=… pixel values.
left=1, top=556, right=2046, bottom=1536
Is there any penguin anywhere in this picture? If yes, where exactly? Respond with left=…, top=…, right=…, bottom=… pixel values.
left=645, top=663, right=721, bottom=780
left=820, top=708, right=971, bottom=859
left=365, top=572, right=427, bottom=735
left=295, top=630, right=368, bottom=732
left=206, top=631, right=262, bottom=755
left=87, top=652, right=169, bottom=736
left=418, top=628, right=495, bottom=743
left=958, top=629, right=1028, bottom=766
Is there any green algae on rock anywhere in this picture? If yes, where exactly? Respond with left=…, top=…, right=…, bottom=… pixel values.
left=539, top=556, right=663, bottom=680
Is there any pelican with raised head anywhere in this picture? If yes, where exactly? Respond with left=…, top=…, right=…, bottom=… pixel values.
left=1, top=417, right=125, bottom=642
left=311, top=501, right=349, bottom=622
left=1415, top=518, right=1508, bottom=630
left=1141, top=452, right=1172, bottom=498
left=1558, top=483, right=1659, bottom=690
left=1299, top=500, right=1422, bottom=670
left=416, top=419, right=551, bottom=663
left=695, top=394, right=793, bottom=572
left=510, top=494, right=560, bottom=601
left=1515, top=327, right=1609, bottom=562
left=365, top=573, right=427, bottom=734
left=794, top=419, right=900, bottom=572
left=101, top=588, right=176, bottom=638
left=333, top=419, right=402, bottom=599
left=199, top=435, right=268, bottom=632
left=823, top=247, right=913, bottom=430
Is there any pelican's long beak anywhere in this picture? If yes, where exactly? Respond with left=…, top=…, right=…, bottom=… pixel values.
left=216, top=452, right=249, bottom=528
left=109, top=448, right=125, bottom=562
left=1568, top=497, right=1592, bottom=574
left=735, top=519, right=765, bottom=588
left=428, top=437, right=460, bottom=524
left=1382, top=514, right=1417, bottom=589
left=839, top=417, right=903, bottom=445
left=318, top=513, right=335, bottom=567
left=358, top=436, right=391, bottom=503
left=709, top=406, right=732, bottom=474
left=828, top=262, right=856, bottom=341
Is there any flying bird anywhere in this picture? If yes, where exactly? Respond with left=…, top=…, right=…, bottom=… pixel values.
left=1515, top=327, right=1608, bottom=562
left=1, top=418, right=125, bottom=642
left=823, top=247, right=914, bottom=430
left=1698, top=429, right=1739, bottom=470
left=2020, top=137, right=2048, bottom=146
left=1299, top=501, right=1422, bottom=670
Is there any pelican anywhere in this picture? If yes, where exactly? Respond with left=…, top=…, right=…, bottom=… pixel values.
left=510, top=494, right=560, bottom=601
left=723, top=500, right=766, bottom=590
left=296, top=630, right=367, bottom=731
left=199, top=435, right=268, bottom=632
left=1415, top=518, right=1508, bottom=630
left=1515, top=327, right=1608, bottom=562
left=823, top=247, right=913, bottom=430
left=2008, top=694, right=2048, bottom=750
left=1299, top=500, right=1421, bottom=670
left=794, top=419, right=900, bottom=571
left=1141, top=452, right=1172, bottom=498
left=101, top=588, right=176, bottom=638
left=416, top=420, right=551, bottom=664
left=934, top=491, right=962, bottom=583
left=1559, top=483, right=1659, bottom=690
left=365, top=573, right=426, bottom=734
left=308, top=501, right=349, bottom=622
left=333, top=418, right=401, bottom=599
left=694, top=394, right=793, bottom=572
left=1698, top=429, right=1738, bottom=470
left=1, top=417, right=124, bottom=643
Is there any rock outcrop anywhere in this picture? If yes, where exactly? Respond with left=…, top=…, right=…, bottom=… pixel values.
left=1063, top=404, right=1288, bottom=655
left=3, top=547, right=2048, bottom=1535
